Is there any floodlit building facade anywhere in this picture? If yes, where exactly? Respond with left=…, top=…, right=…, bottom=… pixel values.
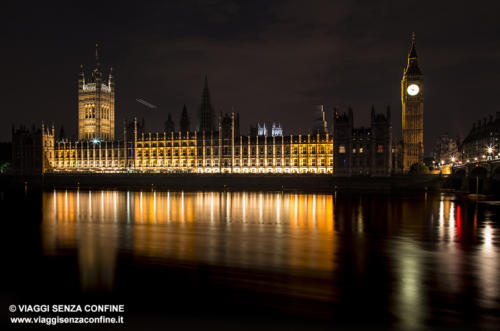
left=42, top=116, right=334, bottom=174
left=78, top=44, right=115, bottom=141
left=33, top=39, right=421, bottom=177
left=401, top=33, right=424, bottom=171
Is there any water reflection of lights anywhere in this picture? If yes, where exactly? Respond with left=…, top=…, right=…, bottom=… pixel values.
left=76, top=189, right=80, bottom=218
left=357, top=197, right=363, bottom=233
left=478, top=216, right=498, bottom=308
left=394, top=240, right=423, bottom=330
left=42, top=190, right=340, bottom=291
left=276, top=194, right=280, bottom=224
left=113, top=191, right=117, bottom=223
left=126, top=191, right=130, bottom=223
left=44, top=190, right=336, bottom=229
left=483, top=223, right=493, bottom=251
left=88, top=190, right=92, bottom=217
left=437, top=196, right=460, bottom=242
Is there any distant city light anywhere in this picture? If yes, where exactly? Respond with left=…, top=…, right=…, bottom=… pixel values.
left=487, top=147, right=493, bottom=154
left=91, top=138, right=100, bottom=145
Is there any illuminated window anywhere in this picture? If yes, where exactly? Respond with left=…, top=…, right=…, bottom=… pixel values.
left=353, top=148, right=356, bottom=153
left=339, top=145, right=345, bottom=154
left=359, top=148, right=364, bottom=153
left=377, top=145, right=384, bottom=153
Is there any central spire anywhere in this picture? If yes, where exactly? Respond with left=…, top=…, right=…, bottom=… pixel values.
left=408, top=32, right=418, bottom=59
left=199, top=75, right=215, bottom=132
left=95, top=42, right=100, bottom=67
left=404, top=32, right=422, bottom=76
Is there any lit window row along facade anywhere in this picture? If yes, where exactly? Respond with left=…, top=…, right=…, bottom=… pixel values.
left=42, top=120, right=334, bottom=174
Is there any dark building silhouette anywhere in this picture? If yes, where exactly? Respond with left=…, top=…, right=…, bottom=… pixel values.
left=220, top=113, right=233, bottom=139
left=11, top=124, right=45, bottom=175
left=180, top=105, right=190, bottom=133
left=313, top=105, right=328, bottom=134
left=461, top=112, right=500, bottom=162
left=198, top=75, right=215, bottom=133
left=164, top=113, right=175, bottom=134
left=249, top=125, right=258, bottom=137
left=333, top=106, right=392, bottom=176
left=0, top=142, right=12, bottom=173
left=59, top=125, right=66, bottom=141
left=124, top=117, right=145, bottom=141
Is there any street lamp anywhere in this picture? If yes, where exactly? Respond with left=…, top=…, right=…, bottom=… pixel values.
left=487, top=146, right=493, bottom=160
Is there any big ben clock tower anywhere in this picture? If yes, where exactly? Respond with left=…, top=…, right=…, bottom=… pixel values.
left=401, top=32, right=424, bottom=172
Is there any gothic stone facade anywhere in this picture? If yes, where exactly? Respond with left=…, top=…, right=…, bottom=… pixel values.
left=78, top=57, right=115, bottom=141
left=333, top=107, right=392, bottom=176
left=42, top=115, right=334, bottom=174
left=401, top=33, right=424, bottom=171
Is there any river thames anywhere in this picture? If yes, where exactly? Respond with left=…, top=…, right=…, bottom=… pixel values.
left=3, top=189, right=500, bottom=329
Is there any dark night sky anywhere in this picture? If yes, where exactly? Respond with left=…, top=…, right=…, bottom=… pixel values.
left=2, top=1, right=500, bottom=154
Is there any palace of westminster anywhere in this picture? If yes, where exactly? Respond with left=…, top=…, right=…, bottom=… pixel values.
left=13, top=35, right=426, bottom=176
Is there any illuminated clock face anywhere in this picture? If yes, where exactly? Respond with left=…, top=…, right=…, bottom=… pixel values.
left=407, top=84, right=420, bottom=96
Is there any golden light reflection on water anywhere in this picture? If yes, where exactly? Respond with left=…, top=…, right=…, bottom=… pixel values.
left=40, top=189, right=499, bottom=326
left=42, top=190, right=336, bottom=291
left=390, top=194, right=500, bottom=329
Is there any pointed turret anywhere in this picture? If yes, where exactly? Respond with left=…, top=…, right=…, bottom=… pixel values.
left=199, top=75, right=215, bottom=132
left=408, top=32, right=417, bottom=59
left=404, top=32, right=422, bottom=76
left=91, top=42, right=102, bottom=82
left=78, top=64, right=85, bottom=92
left=165, top=113, right=175, bottom=134
left=79, top=64, right=85, bottom=83
left=95, top=42, right=100, bottom=67
left=180, top=104, right=191, bottom=132
left=202, top=75, right=211, bottom=107
left=108, top=66, right=114, bottom=87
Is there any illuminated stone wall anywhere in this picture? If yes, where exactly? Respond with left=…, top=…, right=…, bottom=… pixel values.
left=401, top=33, right=424, bottom=172
left=78, top=66, right=115, bottom=141
left=42, top=131, right=333, bottom=174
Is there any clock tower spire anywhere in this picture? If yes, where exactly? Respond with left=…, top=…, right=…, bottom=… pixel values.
left=401, top=32, right=424, bottom=172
